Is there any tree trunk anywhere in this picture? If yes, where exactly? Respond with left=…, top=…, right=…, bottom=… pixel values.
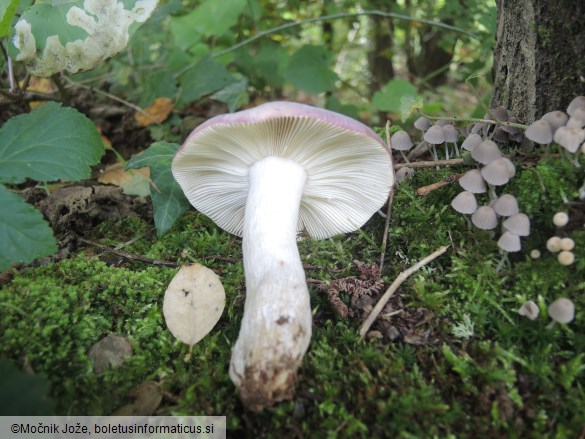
left=368, top=14, right=394, bottom=96
left=491, top=0, right=585, bottom=123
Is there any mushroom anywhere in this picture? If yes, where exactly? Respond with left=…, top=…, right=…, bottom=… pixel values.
left=548, top=298, right=575, bottom=324
left=525, top=120, right=553, bottom=145
left=461, top=133, right=483, bottom=152
left=553, top=212, right=569, bottom=227
left=172, top=101, right=394, bottom=410
left=471, top=140, right=502, bottom=165
left=518, top=300, right=540, bottom=320
left=459, top=169, right=486, bottom=193
left=423, top=124, right=445, bottom=161
left=391, top=130, right=414, bottom=162
left=558, top=251, right=575, bottom=266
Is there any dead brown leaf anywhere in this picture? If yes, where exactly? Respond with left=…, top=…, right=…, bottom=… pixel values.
left=134, top=97, right=173, bottom=126
left=112, top=381, right=163, bottom=416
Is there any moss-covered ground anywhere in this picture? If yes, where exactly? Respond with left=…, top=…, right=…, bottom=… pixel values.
left=1, top=155, right=584, bottom=437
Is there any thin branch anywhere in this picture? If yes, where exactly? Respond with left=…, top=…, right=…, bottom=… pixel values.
left=416, top=173, right=464, bottom=196
left=176, top=9, right=477, bottom=78
left=359, top=245, right=449, bottom=338
left=394, top=158, right=464, bottom=170
left=417, top=109, right=527, bottom=130
left=380, top=120, right=395, bottom=271
left=77, top=237, right=179, bottom=267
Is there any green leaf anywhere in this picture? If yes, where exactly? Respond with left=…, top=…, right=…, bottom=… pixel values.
left=127, top=142, right=190, bottom=235
left=0, top=185, right=57, bottom=271
left=0, top=0, right=20, bottom=37
left=372, top=79, right=419, bottom=113
left=177, top=55, right=236, bottom=107
left=285, top=45, right=338, bottom=94
left=10, top=0, right=158, bottom=76
left=211, top=75, right=249, bottom=112
left=170, top=0, right=246, bottom=45
left=235, top=42, right=289, bottom=89
left=0, top=358, right=55, bottom=415
left=0, top=102, right=104, bottom=185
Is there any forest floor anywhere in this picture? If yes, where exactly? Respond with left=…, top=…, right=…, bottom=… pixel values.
left=1, top=109, right=584, bottom=437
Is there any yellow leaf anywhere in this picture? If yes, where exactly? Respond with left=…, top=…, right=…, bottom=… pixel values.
left=135, top=97, right=173, bottom=126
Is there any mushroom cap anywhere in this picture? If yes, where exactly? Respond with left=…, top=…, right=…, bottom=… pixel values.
left=530, top=249, right=541, bottom=259
left=548, top=298, right=575, bottom=323
left=490, top=105, right=509, bottom=121
left=492, top=127, right=509, bottom=143
left=391, top=130, right=414, bottom=151
left=442, top=124, right=459, bottom=143
left=553, top=126, right=585, bottom=153
left=567, top=96, right=585, bottom=116
left=424, top=125, right=445, bottom=144
left=481, top=158, right=511, bottom=186
left=493, top=194, right=520, bottom=217
left=542, top=111, right=569, bottom=131
left=553, top=212, right=569, bottom=227
left=498, top=231, right=521, bottom=252
left=558, top=250, right=575, bottom=266
left=172, top=101, right=394, bottom=239
left=546, top=236, right=562, bottom=253
left=451, top=191, right=478, bottom=214
left=471, top=140, right=502, bottom=164
left=459, top=169, right=486, bottom=193
left=462, top=133, right=483, bottom=152
left=503, top=213, right=530, bottom=236
left=518, top=300, right=540, bottom=320
left=560, top=237, right=575, bottom=251
left=414, top=116, right=432, bottom=131
left=525, top=120, right=553, bottom=144
left=395, top=166, right=415, bottom=183
left=501, top=117, right=521, bottom=135
left=472, top=205, right=498, bottom=230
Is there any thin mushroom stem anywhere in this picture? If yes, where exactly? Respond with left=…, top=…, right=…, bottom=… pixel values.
left=359, top=245, right=449, bottom=338
left=229, top=156, right=312, bottom=411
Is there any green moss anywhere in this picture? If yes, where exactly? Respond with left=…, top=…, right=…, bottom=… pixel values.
left=1, top=156, right=584, bottom=436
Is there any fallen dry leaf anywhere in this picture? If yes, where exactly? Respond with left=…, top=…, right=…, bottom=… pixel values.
left=135, top=97, right=173, bottom=126
left=112, top=381, right=163, bottom=416
left=88, top=333, right=133, bottom=374
left=163, top=263, right=226, bottom=346
left=98, top=162, right=150, bottom=186
left=22, top=77, right=57, bottom=109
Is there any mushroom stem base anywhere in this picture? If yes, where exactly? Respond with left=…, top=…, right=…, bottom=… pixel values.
left=230, top=156, right=312, bottom=411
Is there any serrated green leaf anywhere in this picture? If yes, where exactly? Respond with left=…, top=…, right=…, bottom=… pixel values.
left=211, top=75, right=249, bottom=112
left=177, top=55, right=236, bottom=107
left=0, top=102, right=104, bottom=185
left=0, top=0, right=20, bottom=37
left=0, top=185, right=57, bottom=271
left=10, top=0, right=158, bottom=76
left=372, top=79, right=419, bottom=113
left=284, top=45, right=338, bottom=94
left=127, top=142, right=190, bottom=235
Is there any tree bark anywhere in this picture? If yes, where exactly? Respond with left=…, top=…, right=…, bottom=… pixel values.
left=491, top=0, right=585, bottom=123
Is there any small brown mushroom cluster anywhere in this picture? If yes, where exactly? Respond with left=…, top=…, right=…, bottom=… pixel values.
left=451, top=138, right=530, bottom=253
left=525, top=96, right=585, bottom=159
left=544, top=211, right=577, bottom=266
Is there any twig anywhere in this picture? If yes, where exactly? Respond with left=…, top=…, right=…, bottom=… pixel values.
left=380, top=121, right=395, bottom=271
left=416, top=173, right=464, bottom=196
left=51, top=74, right=71, bottom=106
left=417, top=109, right=527, bottom=130
left=77, top=237, right=179, bottom=267
left=62, top=75, right=159, bottom=124
left=176, top=10, right=477, bottom=78
left=359, top=245, right=449, bottom=338
left=394, top=158, right=464, bottom=170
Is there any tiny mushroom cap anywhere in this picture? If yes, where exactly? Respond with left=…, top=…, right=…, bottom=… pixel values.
left=462, top=133, right=483, bottom=151
left=546, top=236, right=562, bottom=253
left=391, top=130, right=414, bottom=151
left=490, top=105, right=509, bottom=121
left=553, top=212, right=569, bottom=227
left=553, top=126, right=585, bottom=153
left=424, top=125, right=446, bottom=144
left=498, top=231, right=521, bottom=252
left=571, top=107, right=585, bottom=124
left=501, top=116, right=521, bottom=135
left=518, top=300, right=540, bottom=320
left=525, top=120, right=553, bottom=144
left=471, top=140, right=502, bottom=164
left=558, top=250, right=575, bottom=266
left=566, top=117, right=585, bottom=129
left=414, top=116, right=432, bottom=131
left=451, top=191, right=478, bottom=214
left=481, top=158, right=512, bottom=186
left=442, top=124, right=459, bottom=143
left=493, top=194, right=520, bottom=217
left=500, top=157, right=516, bottom=178
left=560, top=237, right=575, bottom=251
left=503, top=213, right=530, bottom=236
left=530, top=249, right=541, bottom=259
left=472, top=205, right=498, bottom=230
left=548, top=298, right=575, bottom=324
left=492, top=127, right=509, bottom=143
left=395, top=166, right=415, bottom=183
left=567, top=96, right=585, bottom=116
left=172, top=101, right=393, bottom=410
left=459, top=169, right=487, bottom=193
left=542, top=111, right=569, bottom=131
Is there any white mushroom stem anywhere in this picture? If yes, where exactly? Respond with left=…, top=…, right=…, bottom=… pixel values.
left=229, top=156, right=312, bottom=411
